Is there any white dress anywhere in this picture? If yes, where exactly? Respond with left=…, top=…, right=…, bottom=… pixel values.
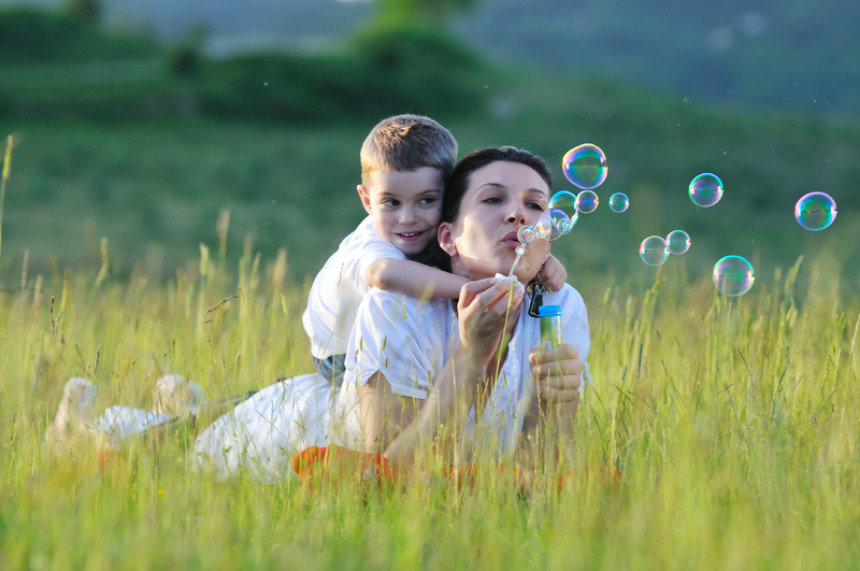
left=94, top=406, right=175, bottom=449
left=192, top=285, right=590, bottom=482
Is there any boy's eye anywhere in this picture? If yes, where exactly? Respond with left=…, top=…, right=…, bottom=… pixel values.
left=419, top=196, right=439, bottom=206
left=382, top=198, right=400, bottom=208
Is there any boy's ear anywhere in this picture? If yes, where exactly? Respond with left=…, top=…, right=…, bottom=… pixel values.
left=356, top=184, right=373, bottom=216
left=437, top=222, right=457, bottom=257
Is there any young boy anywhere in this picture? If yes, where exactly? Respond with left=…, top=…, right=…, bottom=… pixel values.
left=302, top=114, right=566, bottom=385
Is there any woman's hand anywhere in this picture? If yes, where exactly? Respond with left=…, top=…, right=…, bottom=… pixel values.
left=528, top=343, right=584, bottom=403
left=456, top=277, right=525, bottom=364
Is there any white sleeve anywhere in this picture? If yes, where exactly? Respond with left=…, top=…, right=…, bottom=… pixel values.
left=345, top=292, right=449, bottom=400
left=303, top=217, right=407, bottom=359
left=348, top=217, right=407, bottom=286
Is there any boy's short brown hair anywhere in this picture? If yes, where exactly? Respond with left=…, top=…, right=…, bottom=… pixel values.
left=360, top=114, right=458, bottom=186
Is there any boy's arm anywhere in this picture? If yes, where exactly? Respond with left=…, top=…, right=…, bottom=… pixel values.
left=366, top=258, right=468, bottom=299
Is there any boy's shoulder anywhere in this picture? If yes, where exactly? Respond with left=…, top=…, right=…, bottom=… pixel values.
left=323, top=216, right=405, bottom=275
left=337, top=216, right=394, bottom=251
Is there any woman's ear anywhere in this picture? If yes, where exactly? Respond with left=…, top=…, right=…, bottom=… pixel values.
left=356, top=184, right=373, bottom=216
left=437, top=222, right=457, bottom=257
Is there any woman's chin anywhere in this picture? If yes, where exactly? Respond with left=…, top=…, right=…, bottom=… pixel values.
left=484, top=261, right=538, bottom=283
left=514, top=271, right=538, bottom=284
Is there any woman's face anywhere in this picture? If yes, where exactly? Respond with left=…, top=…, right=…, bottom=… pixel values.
left=439, top=160, right=551, bottom=282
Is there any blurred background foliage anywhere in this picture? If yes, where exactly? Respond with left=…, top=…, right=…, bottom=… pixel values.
left=0, top=0, right=857, bottom=298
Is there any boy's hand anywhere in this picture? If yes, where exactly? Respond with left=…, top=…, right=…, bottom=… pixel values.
left=540, top=254, right=568, bottom=291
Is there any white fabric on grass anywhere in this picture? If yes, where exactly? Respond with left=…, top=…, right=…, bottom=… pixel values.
left=93, top=406, right=174, bottom=449
left=191, top=374, right=362, bottom=482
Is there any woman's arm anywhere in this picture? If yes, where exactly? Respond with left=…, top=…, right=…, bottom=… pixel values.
left=517, top=343, right=584, bottom=472
left=358, top=277, right=525, bottom=468
left=359, top=343, right=487, bottom=468
left=358, top=372, right=419, bottom=455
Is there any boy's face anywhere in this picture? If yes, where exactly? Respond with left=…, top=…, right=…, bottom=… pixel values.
left=357, top=166, right=445, bottom=256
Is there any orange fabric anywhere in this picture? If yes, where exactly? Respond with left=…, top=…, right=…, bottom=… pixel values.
left=291, top=446, right=622, bottom=491
left=98, top=450, right=122, bottom=471
left=291, top=445, right=395, bottom=490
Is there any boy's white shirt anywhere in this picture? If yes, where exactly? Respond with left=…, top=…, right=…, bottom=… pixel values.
left=302, top=216, right=407, bottom=360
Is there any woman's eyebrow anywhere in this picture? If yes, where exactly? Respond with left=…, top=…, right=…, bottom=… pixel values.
left=526, top=188, right=550, bottom=199
left=476, top=182, right=507, bottom=191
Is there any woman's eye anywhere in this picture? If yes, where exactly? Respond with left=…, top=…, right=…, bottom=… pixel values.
left=483, top=196, right=503, bottom=204
left=527, top=202, right=545, bottom=211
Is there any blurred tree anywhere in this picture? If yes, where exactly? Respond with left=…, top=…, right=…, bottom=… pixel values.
left=169, top=22, right=209, bottom=77
left=374, top=0, right=480, bottom=26
left=63, top=0, right=101, bottom=25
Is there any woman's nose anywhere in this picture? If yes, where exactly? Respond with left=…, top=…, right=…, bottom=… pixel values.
left=506, top=204, right=527, bottom=224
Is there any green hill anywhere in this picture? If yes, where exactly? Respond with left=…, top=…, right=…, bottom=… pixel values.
left=2, top=69, right=858, bottom=296
left=0, top=3, right=857, bottom=298
left=15, top=0, right=853, bottom=115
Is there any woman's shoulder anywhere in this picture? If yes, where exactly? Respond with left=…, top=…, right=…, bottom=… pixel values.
left=361, top=288, right=451, bottom=323
left=354, top=290, right=453, bottom=345
left=548, top=282, right=587, bottom=311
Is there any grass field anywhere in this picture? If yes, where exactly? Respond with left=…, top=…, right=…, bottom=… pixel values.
left=2, top=64, right=860, bottom=567
left=1, top=238, right=858, bottom=568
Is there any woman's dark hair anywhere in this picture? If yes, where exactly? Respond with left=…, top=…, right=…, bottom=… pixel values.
left=441, top=146, right=553, bottom=224
left=411, top=146, right=553, bottom=271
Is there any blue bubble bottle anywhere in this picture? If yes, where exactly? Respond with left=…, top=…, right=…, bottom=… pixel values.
left=538, top=304, right=563, bottom=349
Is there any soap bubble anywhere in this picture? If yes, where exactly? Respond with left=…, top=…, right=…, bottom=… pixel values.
left=689, top=173, right=724, bottom=208
left=517, top=225, right=536, bottom=244
left=550, top=208, right=575, bottom=236
left=515, top=245, right=525, bottom=256
left=562, top=143, right=608, bottom=189
left=608, top=192, right=629, bottom=213
left=533, top=213, right=552, bottom=241
left=713, top=255, right=755, bottom=297
left=548, top=190, right=578, bottom=217
left=794, top=191, right=837, bottom=231
left=639, top=236, right=669, bottom=267
left=534, top=208, right=570, bottom=241
left=548, top=208, right=572, bottom=239
left=533, top=222, right=551, bottom=240
left=666, top=229, right=691, bottom=255
left=574, top=190, right=599, bottom=214
left=556, top=216, right=574, bottom=235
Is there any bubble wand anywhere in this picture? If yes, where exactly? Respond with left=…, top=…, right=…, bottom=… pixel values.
left=507, top=205, right=576, bottom=278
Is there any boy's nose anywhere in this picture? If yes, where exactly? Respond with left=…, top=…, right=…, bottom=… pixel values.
left=399, top=206, right=417, bottom=224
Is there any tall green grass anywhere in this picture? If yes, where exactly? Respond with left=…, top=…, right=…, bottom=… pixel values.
left=1, top=240, right=858, bottom=568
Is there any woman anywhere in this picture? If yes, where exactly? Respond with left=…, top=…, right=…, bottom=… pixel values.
left=192, top=146, right=589, bottom=481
